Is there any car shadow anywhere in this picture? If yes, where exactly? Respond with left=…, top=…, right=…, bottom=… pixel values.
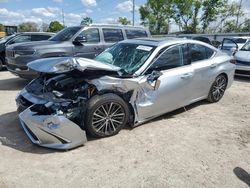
left=0, top=111, right=57, bottom=154
left=233, top=167, right=250, bottom=187
left=0, top=67, right=7, bottom=71
left=0, top=77, right=29, bottom=91
left=1, top=100, right=210, bottom=151
left=120, top=100, right=211, bottom=133
left=138, top=100, right=210, bottom=127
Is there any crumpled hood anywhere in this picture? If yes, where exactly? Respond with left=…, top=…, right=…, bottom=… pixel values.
left=27, top=57, right=121, bottom=73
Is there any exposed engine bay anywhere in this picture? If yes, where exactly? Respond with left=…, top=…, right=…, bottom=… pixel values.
left=25, top=72, right=96, bottom=120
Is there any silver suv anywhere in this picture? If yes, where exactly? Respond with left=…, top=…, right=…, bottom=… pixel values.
left=6, top=24, right=150, bottom=79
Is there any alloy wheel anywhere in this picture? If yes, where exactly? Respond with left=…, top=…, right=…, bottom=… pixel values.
left=91, top=102, right=126, bottom=136
left=212, top=75, right=227, bottom=101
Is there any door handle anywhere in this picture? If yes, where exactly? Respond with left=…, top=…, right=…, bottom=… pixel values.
left=210, top=63, right=217, bottom=68
left=181, top=73, right=193, bottom=79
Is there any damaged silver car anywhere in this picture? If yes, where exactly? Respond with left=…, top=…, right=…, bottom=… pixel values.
left=16, top=38, right=236, bottom=149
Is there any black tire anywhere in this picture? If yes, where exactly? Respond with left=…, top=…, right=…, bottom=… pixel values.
left=84, top=93, right=130, bottom=138
left=207, top=74, right=228, bottom=103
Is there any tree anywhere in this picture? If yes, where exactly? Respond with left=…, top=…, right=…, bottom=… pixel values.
left=139, top=0, right=172, bottom=34
left=118, top=17, right=131, bottom=25
left=41, top=22, right=49, bottom=32
left=81, top=17, right=93, bottom=25
left=171, top=0, right=201, bottom=33
left=241, top=19, right=250, bottom=32
left=213, top=1, right=244, bottom=33
left=47, top=21, right=64, bottom=33
left=18, top=22, right=38, bottom=32
left=201, top=0, right=227, bottom=32
left=0, top=24, right=4, bottom=32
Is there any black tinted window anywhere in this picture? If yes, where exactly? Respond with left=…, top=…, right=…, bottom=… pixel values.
left=233, top=38, right=247, bottom=44
left=206, top=47, right=215, bottom=58
left=150, top=44, right=189, bottom=71
left=103, top=28, right=124, bottom=42
left=50, top=26, right=80, bottom=41
left=125, top=29, right=147, bottom=39
left=189, top=44, right=214, bottom=62
left=31, top=35, right=51, bottom=41
left=12, top=35, right=31, bottom=43
left=78, top=28, right=100, bottom=43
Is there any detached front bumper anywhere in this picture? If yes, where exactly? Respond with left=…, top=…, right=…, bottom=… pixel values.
left=19, top=107, right=87, bottom=150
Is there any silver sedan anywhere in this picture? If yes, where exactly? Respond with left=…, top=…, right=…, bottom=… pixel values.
left=16, top=38, right=236, bottom=149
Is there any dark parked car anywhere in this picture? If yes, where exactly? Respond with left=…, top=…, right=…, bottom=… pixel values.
left=6, top=24, right=150, bottom=79
left=192, top=36, right=212, bottom=45
left=0, top=32, right=54, bottom=70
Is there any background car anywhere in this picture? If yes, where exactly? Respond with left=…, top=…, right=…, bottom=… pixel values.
left=234, top=41, right=250, bottom=77
left=219, top=36, right=250, bottom=55
left=0, top=32, right=54, bottom=70
left=16, top=38, right=235, bottom=149
left=192, top=36, right=212, bottom=45
left=6, top=24, right=150, bottom=79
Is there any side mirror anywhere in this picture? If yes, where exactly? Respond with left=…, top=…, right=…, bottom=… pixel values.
left=147, top=70, right=162, bottom=90
left=73, top=36, right=87, bottom=45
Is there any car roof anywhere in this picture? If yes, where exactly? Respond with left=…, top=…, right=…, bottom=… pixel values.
left=69, top=24, right=147, bottom=30
left=120, top=37, right=191, bottom=47
left=18, top=32, right=55, bottom=35
left=232, top=36, right=250, bottom=39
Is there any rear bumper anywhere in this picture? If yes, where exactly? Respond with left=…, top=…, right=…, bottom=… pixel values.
left=19, top=107, right=87, bottom=150
left=235, top=65, right=250, bottom=77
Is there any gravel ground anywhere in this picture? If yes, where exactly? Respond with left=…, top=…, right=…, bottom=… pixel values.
left=0, top=71, right=249, bottom=188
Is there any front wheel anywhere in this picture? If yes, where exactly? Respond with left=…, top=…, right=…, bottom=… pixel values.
left=85, top=94, right=130, bottom=138
left=207, top=74, right=228, bottom=103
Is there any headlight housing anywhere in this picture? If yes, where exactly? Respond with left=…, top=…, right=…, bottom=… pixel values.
left=14, top=50, right=36, bottom=58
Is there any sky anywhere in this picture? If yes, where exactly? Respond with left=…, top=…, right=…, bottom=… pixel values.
left=0, top=0, right=147, bottom=27
left=0, top=0, right=250, bottom=32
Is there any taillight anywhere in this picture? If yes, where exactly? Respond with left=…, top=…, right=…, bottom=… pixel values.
left=230, top=58, right=236, bottom=64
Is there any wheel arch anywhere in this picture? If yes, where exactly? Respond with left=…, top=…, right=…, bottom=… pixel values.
left=217, top=72, right=229, bottom=87
left=96, top=90, right=135, bottom=126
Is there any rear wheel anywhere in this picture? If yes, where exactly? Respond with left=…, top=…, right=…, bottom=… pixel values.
left=207, top=74, right=227, bottom=103
left=85, top=94, right=129, bottom=138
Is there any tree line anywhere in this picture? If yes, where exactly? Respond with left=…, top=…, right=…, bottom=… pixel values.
left=140, top=0, right=249, bottom=34
left=0, top=16, right=128, bottom=33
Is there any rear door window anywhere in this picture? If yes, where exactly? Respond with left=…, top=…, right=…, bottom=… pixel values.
left=125, top=29, right=147, bottom=39
left=189, top=44, right=214, bottom=62
left=78, top=28, right=100, bottom=43
left=103, top=28, right=124, bottom=42
left=31, top=35, right=51, bottom=41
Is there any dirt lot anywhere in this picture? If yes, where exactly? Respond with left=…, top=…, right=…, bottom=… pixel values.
left=0, top=71, right=249, bottom=188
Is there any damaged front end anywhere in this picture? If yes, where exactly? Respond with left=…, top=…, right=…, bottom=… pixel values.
left=16, top=57, right=160, bottom=150
left=16, top=58, right=110, bottom=149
